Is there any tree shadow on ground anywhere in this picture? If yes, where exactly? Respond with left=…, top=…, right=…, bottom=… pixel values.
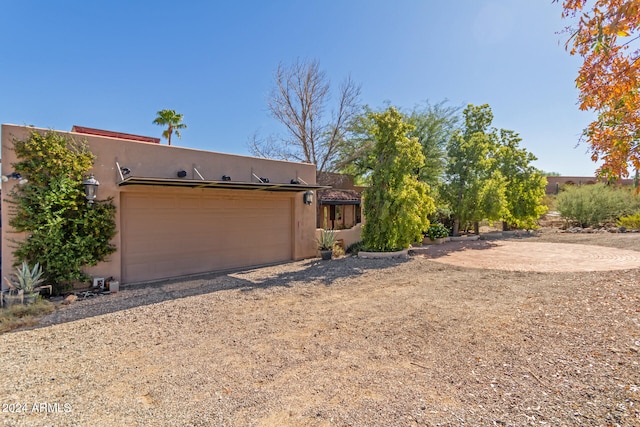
left=35, top=255, right=411, bottom=328
left=412, top=240, right=499, bottom=259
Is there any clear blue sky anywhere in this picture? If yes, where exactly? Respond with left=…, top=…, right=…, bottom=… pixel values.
left=1, top=0, right=599, bottom=176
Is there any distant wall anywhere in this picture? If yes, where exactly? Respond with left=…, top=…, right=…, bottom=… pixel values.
left=545, top=176, right=634, bottom=194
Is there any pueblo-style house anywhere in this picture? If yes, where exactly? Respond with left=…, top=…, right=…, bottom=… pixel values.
left=1, top=124, right=325, bottom=286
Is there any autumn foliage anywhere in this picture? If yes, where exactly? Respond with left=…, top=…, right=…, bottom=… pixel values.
left=557, top=0, right=640, bottom=177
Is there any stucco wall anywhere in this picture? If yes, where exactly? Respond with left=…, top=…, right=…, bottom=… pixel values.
left=1, top=124, right=318, bottom=286
left=315, top=224, right=363, bottom=253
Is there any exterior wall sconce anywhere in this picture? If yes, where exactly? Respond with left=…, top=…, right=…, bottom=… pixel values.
left=251, top=172, right=269, bottom=183
left=177, top=170, right=188, bottom=178
left=82, top=174, right=100, bottom=204
left=303, top=190, right=314, bottom=205
left=2, top=172, right=28, bottom=185
left=222, top=175, right=231, bottom=181
left=115, top=161, right=131, bottom=181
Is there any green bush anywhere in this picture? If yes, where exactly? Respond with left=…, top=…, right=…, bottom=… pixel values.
left=618, top=213, right=640, bottom=230
left=426, top=222, right=450, bottom=240
left=556, top=183, right=639, bottom=227
left=346, top=241, right=365, bottom=254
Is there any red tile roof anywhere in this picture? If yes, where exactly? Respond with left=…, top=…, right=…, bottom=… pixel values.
left=318, top=189, right=361, bottom=204
left=72, top=126, right=160, bottom=144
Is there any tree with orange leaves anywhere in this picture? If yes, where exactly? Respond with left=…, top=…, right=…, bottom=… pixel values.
left=556, top=0, right=640, bottom=178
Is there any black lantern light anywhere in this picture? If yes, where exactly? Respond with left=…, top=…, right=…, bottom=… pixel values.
left=303, top=190, right=314, bottom=205
left=83, top=174, right=100, bottom=204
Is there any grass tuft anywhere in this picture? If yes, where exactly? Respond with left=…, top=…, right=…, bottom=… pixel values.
left=0, top=300, right=55, bottom=333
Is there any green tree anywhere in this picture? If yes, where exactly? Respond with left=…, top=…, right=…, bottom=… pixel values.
left=441, top=104, right=507, bottom=235
left=407, top=101, right=461, bottom=188
left=8, top=131, right=117, bottom=293
left=334, top=105, right=378, bottom=183
left=361, top=107, right=435, bottom=251
left=337, top=100, right=459, bottom=186
left=153, top=109, right=187, bottom=145
left=496, top=129, right=548, bottom=229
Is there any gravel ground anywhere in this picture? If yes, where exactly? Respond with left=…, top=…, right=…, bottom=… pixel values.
left=1, top=230, right=639, bottom=426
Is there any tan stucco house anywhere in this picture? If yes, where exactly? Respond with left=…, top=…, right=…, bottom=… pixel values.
left=1, top=124, right=324, bottom=287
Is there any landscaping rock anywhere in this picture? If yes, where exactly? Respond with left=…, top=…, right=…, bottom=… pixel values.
left=62, top=294, right=77, bottom=305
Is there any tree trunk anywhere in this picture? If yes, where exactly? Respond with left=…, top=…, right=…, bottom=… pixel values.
left=453, top=219, right=460, bottom=236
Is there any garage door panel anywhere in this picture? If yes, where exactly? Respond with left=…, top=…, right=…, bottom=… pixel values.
left=121, top=191, right=292, bottom=283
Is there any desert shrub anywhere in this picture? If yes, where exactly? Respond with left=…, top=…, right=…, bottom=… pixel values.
left=346, top=241, right=365, bottom=254
left=0, top=299, right=55, bottom=334
left=556, top=183, right=639, bottom=227
left=618, top=213, right=640, bottom=230
left=332, top=243, right=345, bottom=257
left=543, top=194, right=557, bottom=212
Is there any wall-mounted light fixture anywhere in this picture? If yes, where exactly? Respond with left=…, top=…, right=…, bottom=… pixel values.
left=177, top=170, right=187, bottom=178
left=82, top=174, right=100, bottom=204
left=1, top=172, right=28, bottom=185
left=222, top=175, right=231, bottom=181
left=303, top=190, right=314, bottom=205
left=115, top=161, right=131, bottom=181
left=252, top=172, right=269, bottom=183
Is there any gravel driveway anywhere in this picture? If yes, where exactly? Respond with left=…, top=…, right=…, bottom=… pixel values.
left=1, top=230, right=639, bottom=426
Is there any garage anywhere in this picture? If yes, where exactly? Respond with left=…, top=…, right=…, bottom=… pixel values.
left=1, top=125, right=324, bottom=288
left=121, top=189, right=293, bottom=283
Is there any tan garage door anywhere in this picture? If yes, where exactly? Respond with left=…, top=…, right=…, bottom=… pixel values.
left=121, top=190, right=293, bottom=283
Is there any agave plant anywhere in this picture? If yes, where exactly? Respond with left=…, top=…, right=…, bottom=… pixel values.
left=317, top=229, right=336, bottom=250
left=11, top=261, right=44, bottom=293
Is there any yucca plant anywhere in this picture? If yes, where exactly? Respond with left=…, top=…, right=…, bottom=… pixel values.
left=317, top=229, right=336, bottom=250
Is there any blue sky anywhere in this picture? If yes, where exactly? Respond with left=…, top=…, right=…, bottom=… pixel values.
left=1, top=1, right=598, bottom=176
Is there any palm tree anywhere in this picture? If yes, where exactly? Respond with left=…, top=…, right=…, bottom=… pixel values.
left=153, top=110, right=187, bottom=145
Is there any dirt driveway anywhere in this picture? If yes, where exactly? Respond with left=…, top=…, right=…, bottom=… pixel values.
left=419, top=234, right=640, bottom=272
left=1, top=230, right=639, bottom=426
